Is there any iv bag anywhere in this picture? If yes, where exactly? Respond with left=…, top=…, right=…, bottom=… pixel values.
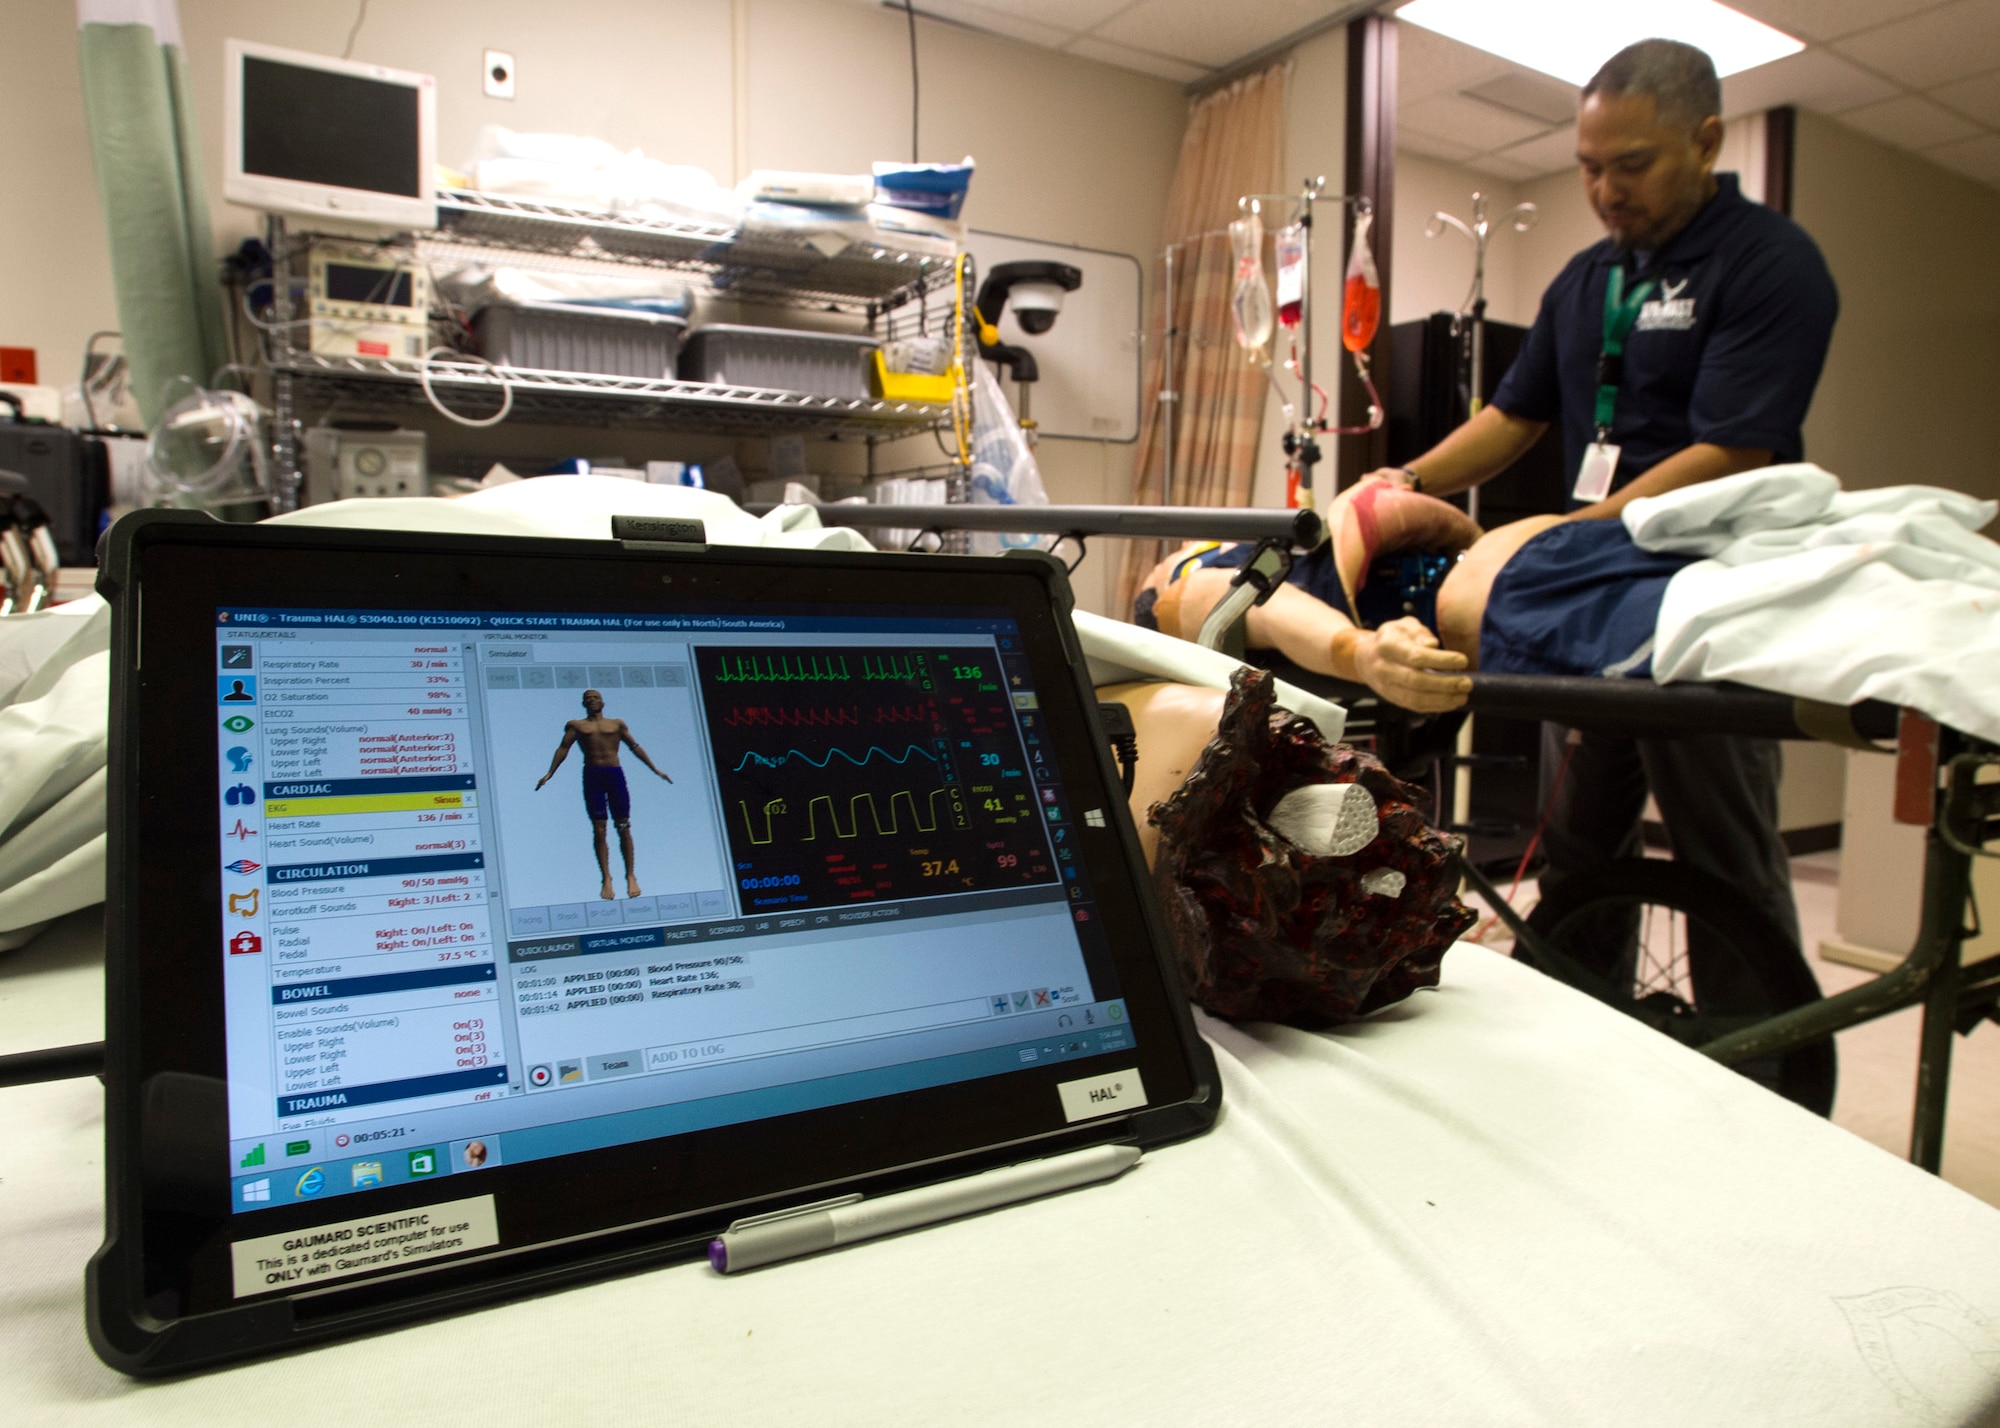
left=1229, top=213, right=1273, bottom=352
left=1275, top=222, right=1306, bottom=329
left=1342, top=210, right=1381, bottom=354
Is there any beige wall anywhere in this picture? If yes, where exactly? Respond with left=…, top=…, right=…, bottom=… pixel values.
left=1389, top=153, right=1535, bottom=329
left=1511, top=161, right=1605, bottom=323
left=1, top=0, right=1186, bottom=614
left=1832, top=749, right=1999, bottom=965
left=1792, top=109, right=2000, bottom=513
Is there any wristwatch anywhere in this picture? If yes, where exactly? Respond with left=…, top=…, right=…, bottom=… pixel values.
left=1396, top=467, right=1423, bottom=493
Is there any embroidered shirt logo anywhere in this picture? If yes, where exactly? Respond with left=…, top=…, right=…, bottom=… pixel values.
left=1636, top=278, right=1696, bottom=331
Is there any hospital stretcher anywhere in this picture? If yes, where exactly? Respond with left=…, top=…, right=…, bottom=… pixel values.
left=792, top=499, right=2000, bottom=1173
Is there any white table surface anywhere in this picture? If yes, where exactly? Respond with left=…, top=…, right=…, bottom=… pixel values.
left=6, top=909, right=2000, bottom=1426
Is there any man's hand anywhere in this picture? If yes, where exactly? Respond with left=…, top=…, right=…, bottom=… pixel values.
left=1347, top=618, right=1472, bottom=712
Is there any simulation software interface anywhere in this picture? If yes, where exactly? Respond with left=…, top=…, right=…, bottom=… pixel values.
left=215, top=605, right=1134, bottom=1211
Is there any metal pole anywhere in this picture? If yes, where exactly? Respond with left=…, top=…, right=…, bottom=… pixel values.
left=1161, top=245, right=1176, bottom=496
left=1298, top=178, right=1317, bottom=459
left=266, top=213, right=302, bottom=513
left=1911, top=904, right=1965, bottom=1172
left=1466, top=296, right=1483, bottom=528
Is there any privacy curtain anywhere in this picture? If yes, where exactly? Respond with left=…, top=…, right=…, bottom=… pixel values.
left=77, top=0, right=226, bottom=426
left=1116, top=64, right=1288, bottom=616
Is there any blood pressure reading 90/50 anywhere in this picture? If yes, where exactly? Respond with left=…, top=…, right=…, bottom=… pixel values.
left=695, top=646, right=1058, bottom=910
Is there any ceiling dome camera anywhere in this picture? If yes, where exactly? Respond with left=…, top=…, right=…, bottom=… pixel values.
left=1007, top=281, right=1068, bottom=335
left=973, top=260, right=1084, bottom=385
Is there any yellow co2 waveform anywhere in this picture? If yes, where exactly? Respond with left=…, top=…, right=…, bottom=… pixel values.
left=739, top=786, right=963, bottom=844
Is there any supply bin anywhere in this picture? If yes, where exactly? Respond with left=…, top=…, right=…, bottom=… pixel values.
left=473, top=301, right=687, bottom=379
left=679, top=325, right=880, bottom=400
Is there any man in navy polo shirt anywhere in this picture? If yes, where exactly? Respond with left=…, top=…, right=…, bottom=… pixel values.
left=1370, top=39, right=1838, bottom=960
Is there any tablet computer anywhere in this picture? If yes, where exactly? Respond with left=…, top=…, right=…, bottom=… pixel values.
left=88, top=510, right=1218, bottom=1374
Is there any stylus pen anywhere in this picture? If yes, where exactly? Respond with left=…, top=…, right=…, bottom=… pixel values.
left=709, top=1143, right=1142, bottom=1273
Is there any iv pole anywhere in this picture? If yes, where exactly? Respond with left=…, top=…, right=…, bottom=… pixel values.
left=1424, top=191, right=1535, bottom=839
left=1424, top=191, right=1537, bottom=525
left=1236, top=177, right=1376, bottom=511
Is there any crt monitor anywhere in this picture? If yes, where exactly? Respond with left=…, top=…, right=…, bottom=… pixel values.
left=223, top=39, right=437, bottom=231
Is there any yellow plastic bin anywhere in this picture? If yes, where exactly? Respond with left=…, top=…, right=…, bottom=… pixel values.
left=870, top=350, right=956, bottom=404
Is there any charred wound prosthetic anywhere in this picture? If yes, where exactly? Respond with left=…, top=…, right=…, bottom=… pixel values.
left=1150, top=669, right=1474, bottom=1028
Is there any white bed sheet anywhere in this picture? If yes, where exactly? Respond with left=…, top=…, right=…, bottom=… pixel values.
left=5, top=912, right=1999, bottom=1426
left=1627, top=465, right=2000, bottom=742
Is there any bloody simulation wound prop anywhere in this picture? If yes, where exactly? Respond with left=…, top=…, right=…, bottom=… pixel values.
left=1150, top=668, right=1474, bottom=1028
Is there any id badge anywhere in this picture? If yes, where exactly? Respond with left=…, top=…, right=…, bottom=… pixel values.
left=1574, top=442, right=1620, bottom=502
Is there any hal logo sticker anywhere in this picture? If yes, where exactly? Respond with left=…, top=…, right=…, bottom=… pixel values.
left=1057, top=1068, right=1149, bottom=1123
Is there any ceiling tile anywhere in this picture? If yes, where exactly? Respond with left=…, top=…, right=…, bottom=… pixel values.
left=1464, top=153, right=1541, bottom=182
left=1398, top=128, right=1481, bottom=163
left=1929, top=69, right=2000, bottom=128
left=1836, top=93, right=1986, bottom=149
left=1062, top=35, right=1211, bottom=84
left=1401, top=93, right=1553, bottom=150
left=1492, top=125, right=1580, bottom=177
left=916, top=0, right=1078, bottom=49
left=1396, top=21, right=1517, bottom=106
left=1091, top=0, right=1344, bottom=67
left=1463, top=70, right=1578, bottom=126
left=1923, top=132, right=2000, bottom=186
left=1719, top=46, right=1901, bottom=118
left=1723, top=0, right=1950, bottom=46
left=1831, top=0, right=2000, bottom=90
left=933, top=0, right=1133, bottom=32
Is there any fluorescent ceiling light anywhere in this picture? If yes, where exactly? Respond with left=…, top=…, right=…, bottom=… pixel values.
left=1396, top=0, right=1804, bottom=86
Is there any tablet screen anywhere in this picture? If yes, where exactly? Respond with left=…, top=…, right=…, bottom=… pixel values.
left=214, top=604, right=1134, bottom=1212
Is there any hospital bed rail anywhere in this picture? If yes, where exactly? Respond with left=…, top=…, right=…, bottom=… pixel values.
left=762, top=500, right=1325, bottom=550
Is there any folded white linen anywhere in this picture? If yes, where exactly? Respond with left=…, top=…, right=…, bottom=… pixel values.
left=1626, top=465, right=2000, bottom=741
left=0, top=599, right=109, bottom=948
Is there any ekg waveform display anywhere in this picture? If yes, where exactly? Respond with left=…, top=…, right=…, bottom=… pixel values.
left=694, top=645, right=1057, bottom=911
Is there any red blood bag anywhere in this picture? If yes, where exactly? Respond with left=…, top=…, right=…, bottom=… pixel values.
left=1341, top=210, right=1380, bottom=354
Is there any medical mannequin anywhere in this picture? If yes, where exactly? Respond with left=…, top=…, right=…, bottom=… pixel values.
left=534, top=687, right=674, bottom=900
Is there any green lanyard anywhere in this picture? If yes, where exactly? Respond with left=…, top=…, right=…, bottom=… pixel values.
left=1594, top=264, right=1656, bottom=442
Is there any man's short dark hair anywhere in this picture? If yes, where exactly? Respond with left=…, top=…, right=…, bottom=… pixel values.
left=1583, top=39, right=1721, bottom=131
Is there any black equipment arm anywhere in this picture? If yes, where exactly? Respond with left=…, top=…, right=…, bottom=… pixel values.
left=790, top=500, right=1324, bottom=549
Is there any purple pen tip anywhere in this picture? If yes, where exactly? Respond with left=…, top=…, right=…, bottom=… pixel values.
left=708, top=1238, right=728, bottom=1272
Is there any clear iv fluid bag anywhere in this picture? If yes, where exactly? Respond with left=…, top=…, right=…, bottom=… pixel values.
left=1275, top=223, right=1306, bottom=328
left=1342, top=211, right=1381, bottom=354
left=1229, top=214, right=1273, bottom=351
